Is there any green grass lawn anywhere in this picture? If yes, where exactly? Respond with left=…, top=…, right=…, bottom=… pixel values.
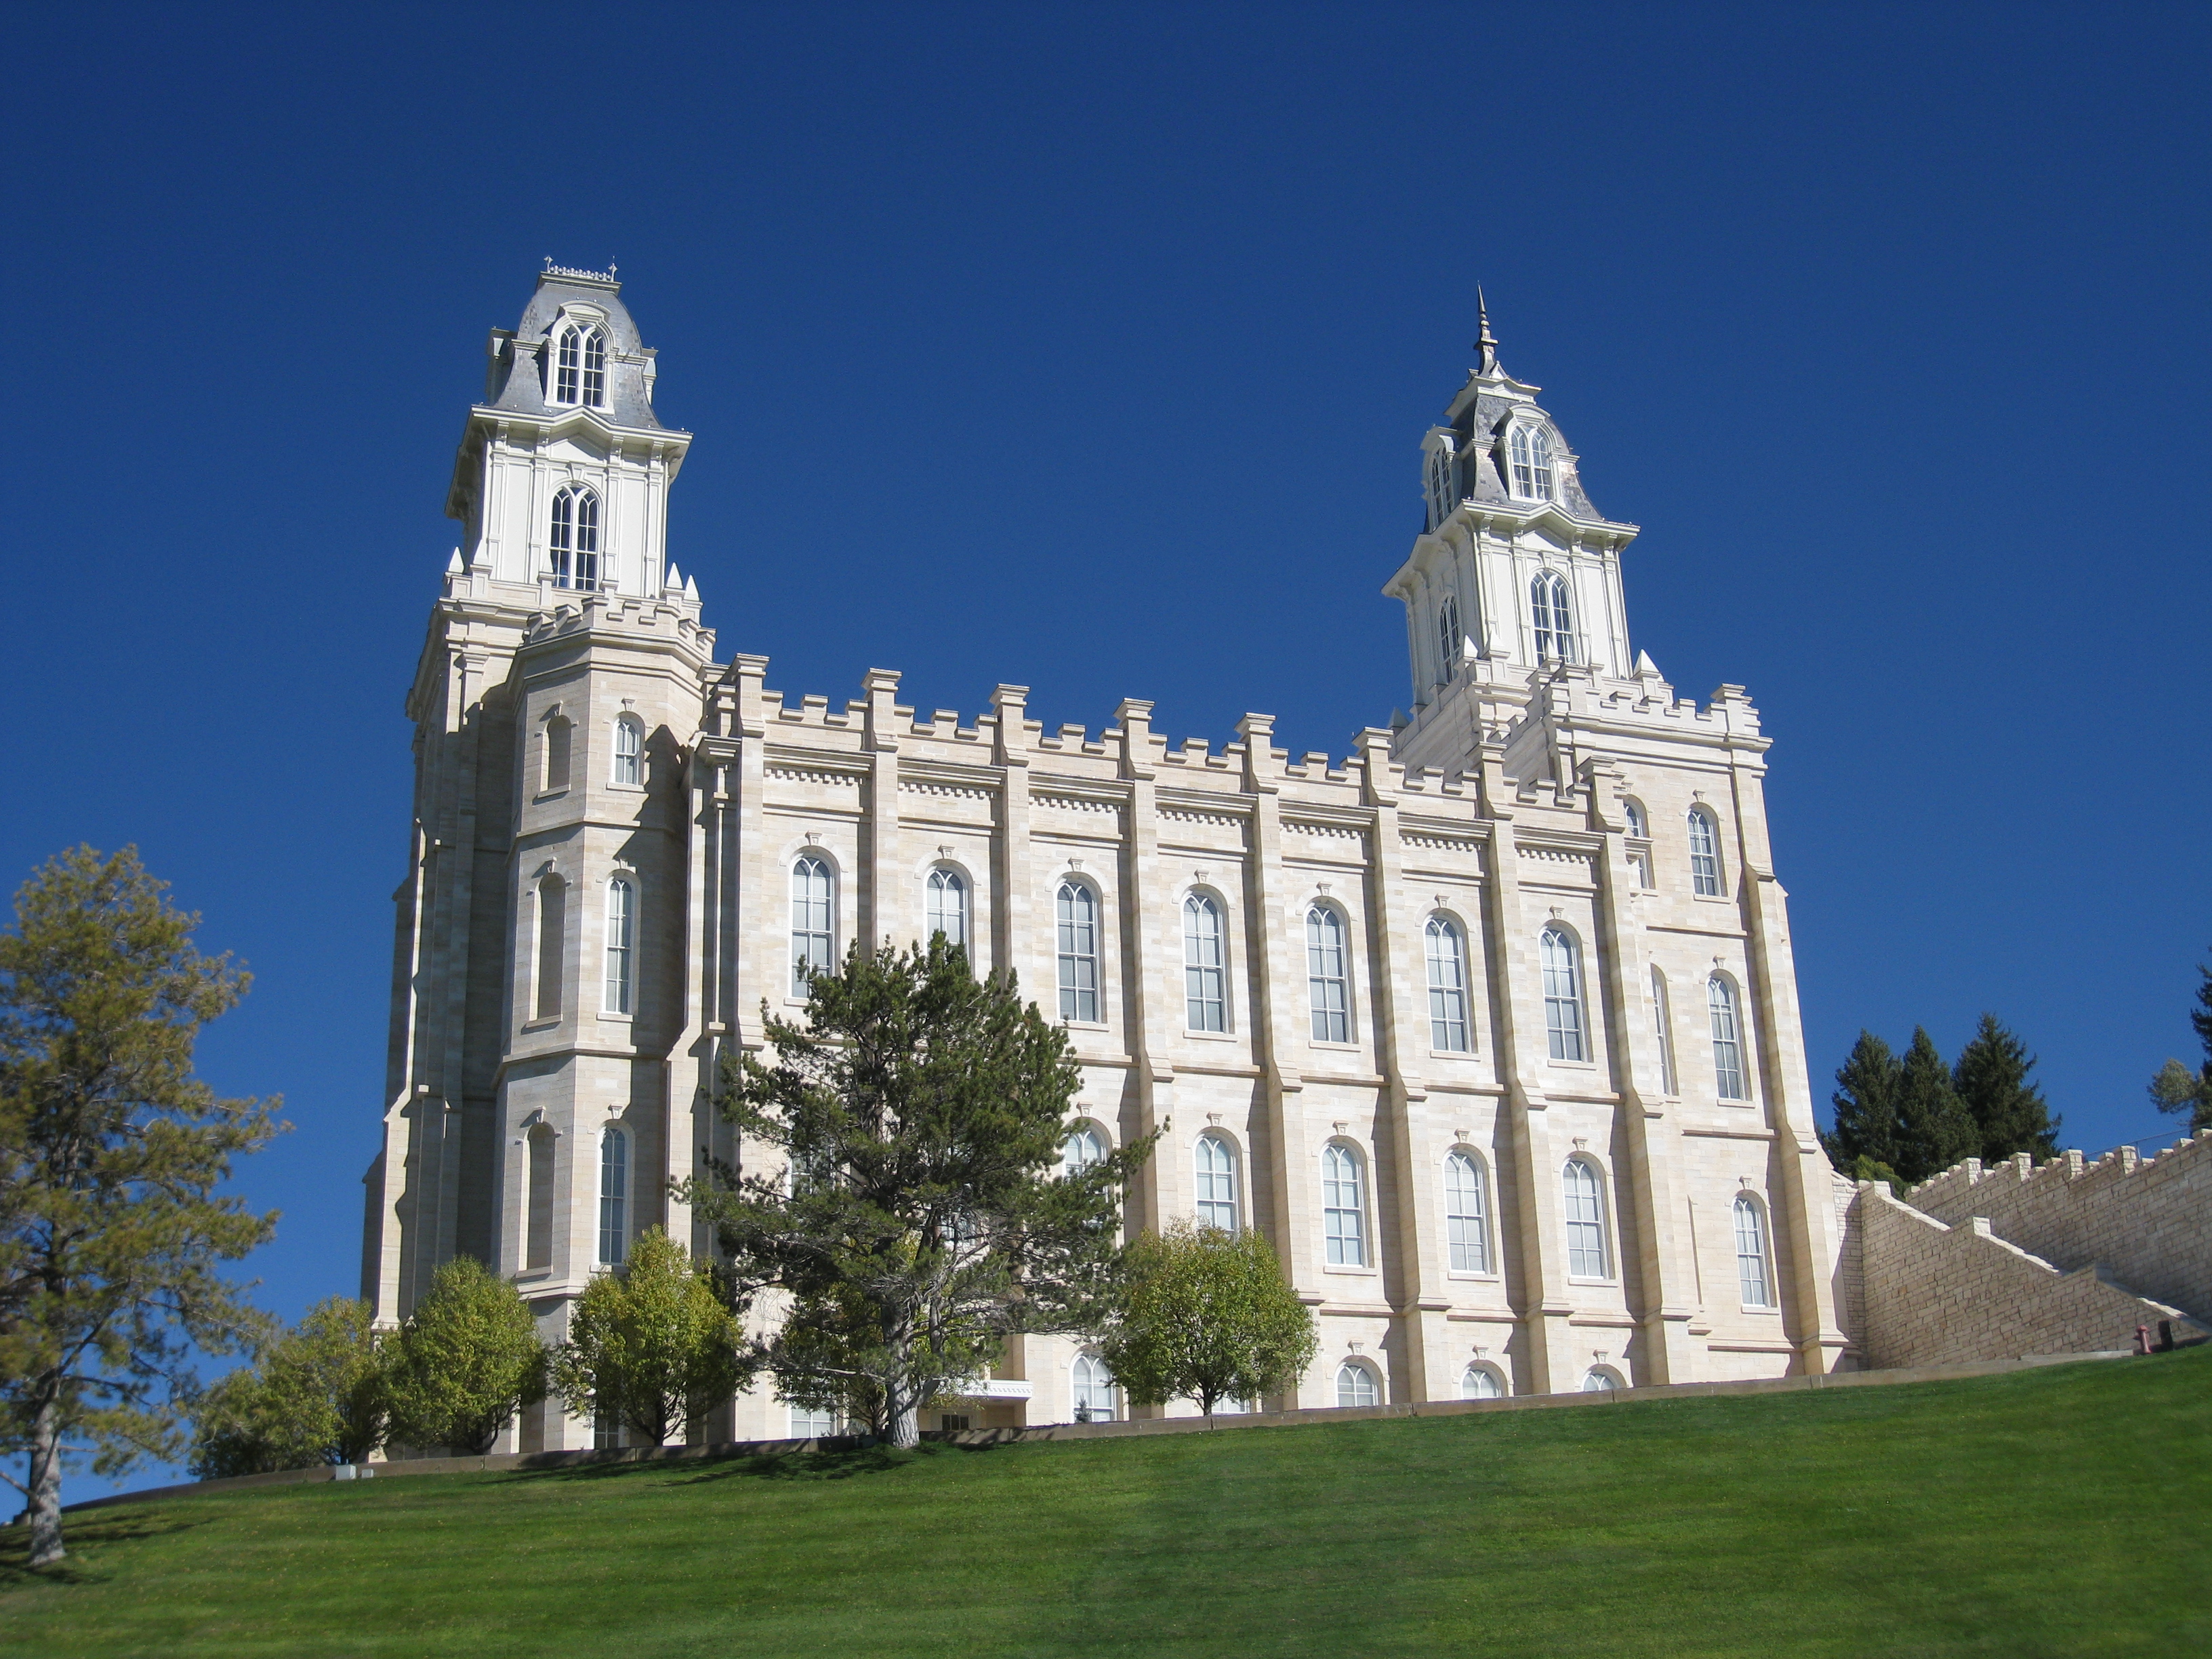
left=6, top=1349, right=2209, bottom=1658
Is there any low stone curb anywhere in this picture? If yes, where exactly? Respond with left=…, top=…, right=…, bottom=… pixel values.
left=63, top=1350, right=2132, bottom=1514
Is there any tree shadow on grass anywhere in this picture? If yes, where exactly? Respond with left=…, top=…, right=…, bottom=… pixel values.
left=512, top=1439, right=1006, bottom=1490
left=0, top=1507, right=209, bottom=1592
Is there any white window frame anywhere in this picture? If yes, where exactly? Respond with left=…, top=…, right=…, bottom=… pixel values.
left=926, top=865, right=969, bottom=951
left=1061, top=1122, right=1107, bottom=1178
left=1687, top=808, right=1723, bottom=897
left=1530, top=570, right=1576, bottom=663
left=1651, top=966, right=1679, bottom=1097
left=611, top=716, right=643, bottom=787
left=1539, top=924, right=1588, bottom=1063
left=1708, top=974, right=1748, bottom=1101
left=603, top=877, right=634, bottom=1016
left=1195, top=1131, right=1239, bottom=1232
left=790, top=856, right=835, bottom=995
left=1305, top=904, right=1351, bottom=1044
left=1072, top=1353, right=1118, bottom=1422
left=1460, top=1363, right=1505, bottom=1400
left=1622, top=798, right=1653, bottom=888
left=1436, top=591, right=1460, bottom=682
left=1425, top=915, right=1471, bottom=1052
left=1056, top=880, right=1101, bottom=1024
left=789, top=1402, right=842, bottom=1438
left=598, top=1123, right=629, bottom=1266
left=1563, top=1155, right=1611, bottom=1280
left=1183, top=893, right=1227, bottom=1033
left=549, top=485, right=601, bottom=592
left=1581, top=1366, right=1623, bottom=1393
left=1734, top=1192, right=1776, bottom=1309
left=554, top=321, right=609, bottom=409
left=1335, top=1360, right=1380, bottom=1408
left=1443, top=1149, right=1491, bottom=1274
left=1509, top=425, right=1555, bottom=501
left=1322, top=1141, right=1368, bottom=1267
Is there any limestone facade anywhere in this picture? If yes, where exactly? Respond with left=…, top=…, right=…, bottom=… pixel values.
left=361, top=270, right=1851, bottom=1449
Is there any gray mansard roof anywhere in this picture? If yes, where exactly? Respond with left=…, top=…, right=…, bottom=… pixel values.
left=481, top=268, right=665, bottom=431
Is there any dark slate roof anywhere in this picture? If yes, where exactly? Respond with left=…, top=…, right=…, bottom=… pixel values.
left=483, top=268, right=664, bottom=430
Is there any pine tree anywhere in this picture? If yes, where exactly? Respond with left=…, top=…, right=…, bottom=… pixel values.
left=682, top=936, right=1153, bottom=1448
left=2146, top=951, right=2212, bottom=1132
left=1824, top=1030, right=1904, bottom=1171
left=551, top=1228, right=749, bottom=1448
left=1893, top=1026, right=1979, bottom=1183
left=1951, top=1013, right=2061, bottom=1164
left=0, top=846, right=283, bottom=1567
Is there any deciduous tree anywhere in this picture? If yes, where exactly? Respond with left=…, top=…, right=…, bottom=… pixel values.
left=188, top=1297, right=385, bottom=1478
left=551, top=1227, right=749, bottom=1448
left=682, top=937, right=1151, bottom=1448
left=0, top=846, right=283, bottom=1567
left=382, top=1256, right=546, bottom=1455
left=1099, top=1222, right=1317, bottom=1417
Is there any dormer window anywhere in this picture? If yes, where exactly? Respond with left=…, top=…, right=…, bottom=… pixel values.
left=1424, top=445, right=1456, bottom=530
left=1509, top=426, right=1554, bottom=501
left=550, top=487, right=600, bottom=590
left=555, top=325, right=607, bottom=409
left=1436, top=593, right=1460, bottom=682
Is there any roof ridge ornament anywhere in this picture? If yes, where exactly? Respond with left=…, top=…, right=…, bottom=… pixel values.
left=1475, top=286, right=1500, bottom=376
left=540, top=259, right=621, bottom=287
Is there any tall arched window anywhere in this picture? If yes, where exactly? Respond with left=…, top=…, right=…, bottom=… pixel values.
left=1539, top=925, right=1586, bottom=1062
left=1444, top=1151, right=1490, bottom=1273
left=550, top=487, right=600, bottom=591
left=1061, top=1123, right=1106, bottom=1177
left=1436, top=592, right=1461, bottom=681
left=1622, top=799, right=1653, bottom=888
left=1195, top=1132, right=1238, bottom=1231
left=790, top=857, right=834, bottom=994
left=1322, top=1143, right=1366, bottom=1266
left=1510, top=426, right=1555, bottom=500
left=1425, top=448, right=1452, bottom=530
left=1687, top=808, right=1722, bottom=897
left=611, top=716, right=642, bottom=787
left=525, top=1124, right=555, bottom=1271
left=1460, top=1364, right=1503, bottom=1400
left=598, top=1124, right=628, bottom=1265
left=1336, top=1360, right=1380, bottom=1408
left=1563, top=1158, right=1608, bottom=1278
left=603, top=878, right=635, bottom=1015
left=1072, top=1354, right=1117, bottom=1422
left=1531, top=571, right=1575, bottom=661
left=534, top=878, right=566, bottom=1020
left=1734, top=1193, right=1774, bottom=1308
left=1306, top=905, right=1350, bottom=1043
left=1183, top=893, right=1226, bottom=1031
left=1708, top=975, right=1746, bottom=1100
left=1056, top=880, right=1100, bottom=1022
left=1651, top=966, right=1679, bottom=1096
left=1425, top=916, right=1470, bottom=1052
left=925, top=867, right=968, bottom=950
left=556, top=324, right=607, bottom=408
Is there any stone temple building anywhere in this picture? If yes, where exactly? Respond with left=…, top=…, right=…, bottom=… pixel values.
left=362, top=265, right=1862, bottom=1450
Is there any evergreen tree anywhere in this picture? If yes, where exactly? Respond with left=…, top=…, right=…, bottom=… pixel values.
left=1951, top=1013, right=2061, bottom=1164
left=682, top=936, right=1152, bottom=1449
left=383, top=1256, right=547, bottom=1455
left=1893, top=1026, right=1979, bottom=1183
left=1824, top=1031, right=1904, bottom=1170
left=0, top=846, right=283, bottom=1568
left=551, top=1227, right=750, bottom=1448
left=2146, top=951, right=2212, bottom=1132
left=1099, top=1222, right=1317, bottom=1417
left=188, top=1298, right=386, bottom=1478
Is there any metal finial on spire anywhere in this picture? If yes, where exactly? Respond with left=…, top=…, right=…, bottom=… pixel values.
left=1475, top=286, right=1499, bottom=374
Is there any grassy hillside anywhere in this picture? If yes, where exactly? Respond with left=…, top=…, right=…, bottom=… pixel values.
left=6, top=1351, right=2209, bottom=1658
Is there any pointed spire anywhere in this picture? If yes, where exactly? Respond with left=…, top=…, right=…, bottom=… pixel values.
left=1475, top=287, right=1500, bottom=375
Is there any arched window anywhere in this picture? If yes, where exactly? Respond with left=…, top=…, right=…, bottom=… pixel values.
left=1460, top=1364, right=1503, bottom=1400
left=1183, top=893, right=1226, bottom=1032
left=790, top=857, right=834, bottom=994
left=1530, top=571, right=1575, bottom=662
left=1651, top=966, right=1679, bottom=1096
left=1336, top=1360, right=1380, bottom=1408
left=1687, top=808, right=1722, bottom=897
left=603, top=878, right=634, bottom=1015
left=556, top=324, right=607, bottom=408
left=1622, top=799, right=1652, bottom=888
left=1510, top=426, right=1555, bottom=500
left=1056, top=880, right=1100, bottom=1023
left=1563, top=1158, right=1609, bottom=1278
left=525, top=1124, right=555, bottom=1271
left=1306, top=905, right=1350, bottom=1043
left=1195, top=1132, right=1238, bottom=1231
left=1708, top=975, right=1747, bottom=1100
left=1582, top=1367, right=1621, bottom=1393
left=1443, top=1151, right=1491, bottom=1273
left=1323, top=1143, right=1366, bottom=1266
left=1425, top=916, right=1470, bottom=1052
left=1072, top=1353, right=1118, bottom=1422
left=925, top=867, right=968, bottom=950
left=543, top=712, right=572, bottom=794
left=1436, top=592, right=1461, bottom=681
left=534, top=878, right=566, bottom=1020
left=598, top=1124, right=628, bottom=1265
left=1424, top=449, right=1449, bottom=529
left=550, top=487, right=600, bottom=591
left=1734, top=1193, right=1774, bottom=1308
left=611, top=716, right=642, bottom=787
left=1061, top=1123, right=1107, bottom=1177
left=1539, top=925, right=1586, bottom=1062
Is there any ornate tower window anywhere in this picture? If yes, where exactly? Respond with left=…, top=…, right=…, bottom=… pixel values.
left=1509, top=426, right=1554, bottom=500
left=550, top=487, right=600, bottom=591
left=556, top=325, right=608, bottom=409
left=1531, top=571, right=1575, bottom=662
left=1425, top=445, right=1455, bottom=530
left=1436, top=593, right=1461, bottom=682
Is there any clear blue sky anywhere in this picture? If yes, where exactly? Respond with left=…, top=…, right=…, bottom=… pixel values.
left=5, top=4, right=2209, bottom=1494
